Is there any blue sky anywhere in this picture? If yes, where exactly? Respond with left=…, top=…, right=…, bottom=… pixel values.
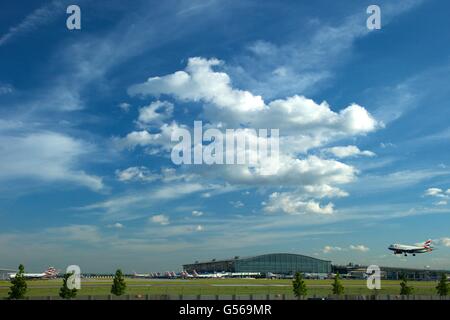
left=1, top=0, right=450, bottom=273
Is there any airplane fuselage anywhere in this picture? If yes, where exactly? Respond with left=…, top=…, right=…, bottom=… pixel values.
left=8, top=267, right=58, bottom=280
left=388, top=243, right=431, bottom=256
left=9, top=273, right=50, bottom=279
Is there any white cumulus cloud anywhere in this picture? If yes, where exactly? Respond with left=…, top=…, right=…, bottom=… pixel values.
left=324, top=145, right=375, bottom=158
left=121, top=57, right=381, bottom=215
left=425, top=187, right=449, bottom=198
left=137, top=100, right=174, bottom=127
left=349, top=244, right=370, bottom=252
left=322, top=246, right=342, bottom=253
left=128, top=57, right=265, bottom=113
left=118, top=102, right=131, bottom=112
left=150, top=214, right=170, bottom=225
left=108, top=222, right=124, bottom=229
left=264, top=192, right=334, bottom=215
left=128, top=58, right=379, bottom=145
left=434, top=237, right=450, bottom=247
left=192, top=210, right=204, bottom=217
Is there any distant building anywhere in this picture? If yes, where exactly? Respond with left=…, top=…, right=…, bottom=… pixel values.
left=183, top=253, right=332, bottom=275
left=0, top=268, right=15, bottom=280
left=381, top=266, right=449, bottom=281
left=333, top=264, right=450, bottom=281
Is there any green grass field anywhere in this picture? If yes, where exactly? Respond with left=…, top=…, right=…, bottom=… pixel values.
left=0, top=278, right=442, bottom=299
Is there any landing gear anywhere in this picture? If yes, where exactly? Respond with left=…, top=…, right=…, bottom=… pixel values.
left=413, top=254, right=416, bottom=256
left=404, top=253, right=408, bottom=257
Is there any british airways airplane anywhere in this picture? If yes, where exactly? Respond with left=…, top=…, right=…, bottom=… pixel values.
left=9, top=267, right=58, bottom=279
left=388, top=240, right=434, bottom=256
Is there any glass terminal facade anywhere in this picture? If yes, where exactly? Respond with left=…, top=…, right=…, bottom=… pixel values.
left=183, top=253, right=331, bottom=275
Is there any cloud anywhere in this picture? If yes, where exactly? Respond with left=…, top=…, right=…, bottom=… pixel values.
left=322, top=244, right=369, bottom=254
left=227, top=0, right=425, bottom=99
left=137, top=100, right=174, bottom=127
left=0, top=132, right=104, bottom=191
left=129, top=57, right=265, bottom=113
left=380, top=142, right=396, bottom=149
left=424, top=187, right=450, bottom=206
left=108, top=222, right=124, bottom=229
left=300, top=184, right=349, bottom=199
left=263, top=96, right=378, bottom=141
left=227, top=13, right=369, bottom=98
left=0, top=84, right=14, bottom=95
left=152, top=183, right=206, bottom=200
left=160, top=167, right=198, bottom=183
left=150, top=214, right=170, bottom=225
left=115, top=166, right=160, bottom=182
left=188, top=225, right=204, bottom=232
left=0, top=0, right=64, bottom=47
left=264, top=192, right=334, bottom=215
left=118, top=102, right=131, bottom=112
left=124, top=57, right=381, bottom=215
left=212, top=155, right=358, bottom=187
left=433, top=238, right=450, bottom=247
left=78, top=181, right=228, bottom=221
left=324, top=145, right=375, bottom=159
left=373, top=62, right=450, bottom=124
left=373, top=82, right=420, bottom=124
left=349, top=244, right=370, bottom=252
left=349, top=170, right=450, bottom=195
left=425, top=187, right=449, bottom=198
left=192, top=210, right=204, bottom=217
left=128, top=58, right=379, bottom=143
left=115, top=130, right=161, bottom=149
left=322, top=246, right=342, bottom=254
left=5, top=0, right=227, bottom=116
left=439, top=238, right=450, bottom=247
left=114, top=122, right=185, bottom=153
left=230, top=200, right=244, bottom=208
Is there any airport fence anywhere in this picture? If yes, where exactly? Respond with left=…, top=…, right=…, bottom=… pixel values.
left=24, top=294, right=450, bottom=300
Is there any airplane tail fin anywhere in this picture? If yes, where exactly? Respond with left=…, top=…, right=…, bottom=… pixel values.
left=423, top=239, right=434, bottom=252
left=44, top=267, right=58, bottom=278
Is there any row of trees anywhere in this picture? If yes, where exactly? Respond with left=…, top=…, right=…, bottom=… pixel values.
left=8, top=265, right=127, bottom=300
left=292, top=272, right=345, bottom=297
left=292, top=272, right=449, bottom=297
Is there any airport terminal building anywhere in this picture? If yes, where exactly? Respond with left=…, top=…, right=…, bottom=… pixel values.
left=0, top=268, right=14, bottom=280
left=183, top=253, right=331, bottom=275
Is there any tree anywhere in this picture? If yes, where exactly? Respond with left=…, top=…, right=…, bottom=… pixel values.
left=59, top=272, right=78, bottom=299
left=111, top=269, right=127, bottom=296
left=399, top=275, right=414, bottom=296
left=8, top=264, right=28, bottom=299
left=436, top=274, right=449, bottom=296
left=332, top=272, right=344, bottom=295
left=292, top=272, right=308, bottom=297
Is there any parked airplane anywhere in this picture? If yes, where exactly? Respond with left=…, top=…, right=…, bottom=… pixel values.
left=162, top=271, right=178, bottom=278
left=266, top=272, right=282, bottom=279
left=192, top=270, right=226, bottom=278
left=388, top=239, right=434, bottom=256
left=180, top=270, right=194, bottom=278
left=9, top=267, right=58, bottom=279
left=133, top=272, right=150, bottom=278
